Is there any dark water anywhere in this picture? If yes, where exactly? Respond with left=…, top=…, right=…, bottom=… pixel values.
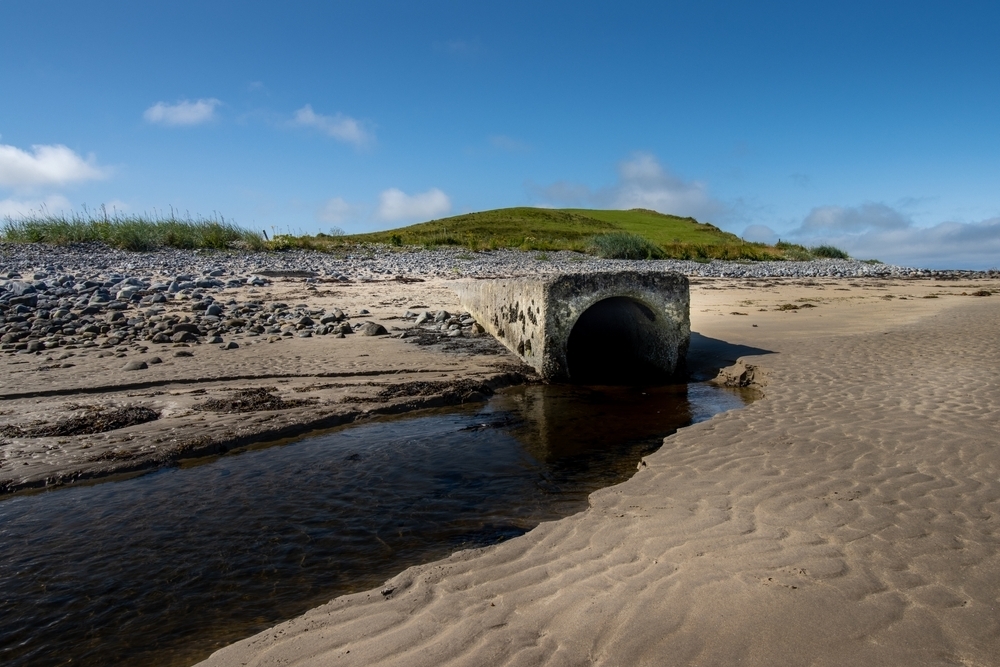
left=0, top=383, right=746, bottom=667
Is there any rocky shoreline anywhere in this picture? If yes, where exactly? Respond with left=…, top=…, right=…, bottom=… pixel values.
left=1, top=242, right=996, bottom=497
left=2, top=242, right=993, bottom=359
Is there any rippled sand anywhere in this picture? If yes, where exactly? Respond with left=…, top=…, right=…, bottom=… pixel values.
left=199, top=277, right=1000, bottom=667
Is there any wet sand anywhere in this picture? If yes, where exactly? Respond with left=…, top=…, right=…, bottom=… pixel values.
left=194, top=275, right=1000, bottom=667
left=0, top=278, right=527, bottom=494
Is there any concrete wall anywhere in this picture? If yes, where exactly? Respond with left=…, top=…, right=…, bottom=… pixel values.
left=454, top=271, right=690, bottom=382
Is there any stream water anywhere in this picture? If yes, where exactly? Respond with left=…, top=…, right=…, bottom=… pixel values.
left=0, top=382, right=746, bottom=667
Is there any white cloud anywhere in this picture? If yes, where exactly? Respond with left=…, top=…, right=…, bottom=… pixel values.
left=0, top=143, right=108, bottom=188
left=611, top=153, right=723, bottom=218
left=742, top=224, right=778, bottom=244
left=376, top=188, right=451, bottom=222
left=792, top=202, right=1000, bottom=269
left=798, top=203, right=910, bottom=233
left=316, top=197, right=355, bottom=224
left=293, top=105, right=373, bottom=147
left=0, top=194, right=73, bottom=219
left=144, top=99, right=221, bottom=126
left=531, top=153, right=725, bottom=220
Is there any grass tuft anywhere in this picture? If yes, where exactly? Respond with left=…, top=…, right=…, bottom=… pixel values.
left=590, top=232, right=666, bottom=260
left=809, top=244, right=850, bottom=259
left=1, top=207, right=264, bottom=251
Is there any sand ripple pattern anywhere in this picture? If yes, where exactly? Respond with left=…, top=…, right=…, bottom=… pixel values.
left=201, top=301, right=1000, bottom=667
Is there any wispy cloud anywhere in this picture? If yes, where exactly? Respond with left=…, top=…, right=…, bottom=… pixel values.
left=490, top=135, right=531, bottom=153
left=376, top=188, right=450, bottom=222
left=144, top=98, right=221, bottom=126
left=0, top=143, right=108, bottom=188
left=433, top=38, right=482, bottom=56
left=0, top=194, right=73, bottom=219
left=316, top=197, right=356, bottom=224
left=292, top=105, right=373, bottom=147
left=792, top=202, right=1000, bottom=269
left=531, top=152, right=725, bottom=220
left=790, top=173, right=810, bottom=188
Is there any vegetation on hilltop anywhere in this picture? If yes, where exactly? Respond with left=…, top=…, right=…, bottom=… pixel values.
left=334, top=207, right=838, bottom=261
left=1, top=206, right=852, bottom=262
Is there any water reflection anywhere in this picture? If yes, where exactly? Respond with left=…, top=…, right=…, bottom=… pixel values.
left=494, top=384, right=693, bottom=462
left=0, top=382, right=745, bottom=667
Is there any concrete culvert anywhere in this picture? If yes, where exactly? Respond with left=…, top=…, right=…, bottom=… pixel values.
left=566, top=297, right=667, bottom=384
left=454, top=271, right=690, bottom=382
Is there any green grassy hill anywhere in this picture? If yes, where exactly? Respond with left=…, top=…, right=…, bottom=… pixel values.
left=334, top=207, right=806, bottom=260
left=2, top=206, right=850, bottom=261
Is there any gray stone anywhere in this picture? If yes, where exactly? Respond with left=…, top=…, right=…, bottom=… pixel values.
left=171, top=323, right=201, bottom=335
left=360, top=322, right=388, bottom=336
left=122, top=360, right=148, bottom=371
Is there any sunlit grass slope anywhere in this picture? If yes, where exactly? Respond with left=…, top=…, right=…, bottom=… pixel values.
left=337, top=207, right=800, bottom=260
left=2, top=206, right=850, bottom=261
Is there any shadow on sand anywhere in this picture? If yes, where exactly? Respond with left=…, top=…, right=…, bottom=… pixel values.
left=686, top=332, right=775, bottom=382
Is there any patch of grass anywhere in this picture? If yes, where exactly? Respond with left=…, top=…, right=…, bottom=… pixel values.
left=563, top=208, right=743, bottom=246
left=337, top=207, right=615, bottom=250
left=809, top=244, right=850, bottom=259
left=775, top=241, right=812, bottom=261
left=590, top=232, right=666, bottom=259
left=1, top=207, right=264, bottom=251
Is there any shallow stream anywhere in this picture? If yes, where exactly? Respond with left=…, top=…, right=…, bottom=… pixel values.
left=0, top=382, right=746, bottom=667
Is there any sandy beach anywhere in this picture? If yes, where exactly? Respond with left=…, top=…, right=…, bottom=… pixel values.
left=184, top=272, right=1000, bottom=666
left=3, top=252, right=999, bottom=665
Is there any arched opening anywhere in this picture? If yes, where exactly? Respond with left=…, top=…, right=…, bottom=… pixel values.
left=566, top=296, right=668, bottom=385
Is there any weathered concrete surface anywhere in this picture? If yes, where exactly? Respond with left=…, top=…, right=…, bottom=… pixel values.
left=454, top=271, right=690, bottom=382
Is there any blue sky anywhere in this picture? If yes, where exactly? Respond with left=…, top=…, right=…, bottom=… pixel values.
left=1, top=0, right=999, bottom=268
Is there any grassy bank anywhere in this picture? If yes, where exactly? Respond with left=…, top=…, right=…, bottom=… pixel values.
left=2, top=206, right=851, bottom=261
left=1, top=209, right=267, bottom=251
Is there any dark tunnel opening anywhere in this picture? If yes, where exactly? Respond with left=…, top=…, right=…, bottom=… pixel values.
left=566, top=296, right=669, bottom=385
